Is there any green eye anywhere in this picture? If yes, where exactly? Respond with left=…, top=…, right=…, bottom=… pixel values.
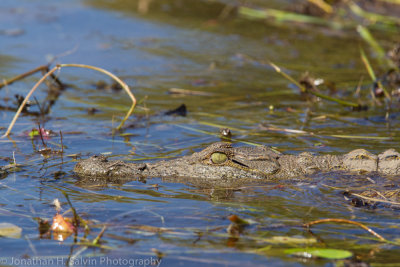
left=211, top=152, right=228, bottom=164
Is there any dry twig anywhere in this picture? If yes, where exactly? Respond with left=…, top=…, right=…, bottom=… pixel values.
left=1, top=63, right=136, bottom=137
left=304, top=218, right=386, bottom=242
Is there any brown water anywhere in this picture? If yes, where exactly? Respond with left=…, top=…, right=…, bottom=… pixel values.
left=0, top=0, right=399, bottom=266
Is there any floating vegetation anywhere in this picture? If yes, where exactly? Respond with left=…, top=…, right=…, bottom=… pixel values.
left=1, top=63, right=136, bottom=137
left=285, top=248, right=353, bottom=260
left=238, top=0, right=400, bottom=33
left=0, top=223, right=22, bottom=238
left=304, top=218, right=387, bottom=242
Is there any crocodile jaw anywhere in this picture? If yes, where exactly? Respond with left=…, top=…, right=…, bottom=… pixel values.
left=73, top=154, right=272, bottom=181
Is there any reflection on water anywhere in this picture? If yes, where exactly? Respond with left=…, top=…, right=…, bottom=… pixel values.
left=0, top=0, right=399, bottom=265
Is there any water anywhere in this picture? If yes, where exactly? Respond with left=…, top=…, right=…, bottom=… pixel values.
left=0, top=0, right=399, bottom=266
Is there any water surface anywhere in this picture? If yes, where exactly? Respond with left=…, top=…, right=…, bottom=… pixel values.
left=0, top=0, right=399, bottom=266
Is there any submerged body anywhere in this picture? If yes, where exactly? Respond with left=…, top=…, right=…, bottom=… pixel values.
left=74, top=142, right=400, bottom=181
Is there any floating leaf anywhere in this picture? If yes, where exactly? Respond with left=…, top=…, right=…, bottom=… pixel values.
left=285, top=248, right=353, bottom=259
left=228, top=215, right=250, bottom=225
left=27, top=128, right=55, bottom=139
left=255, top=245, right=272, bottom=252
left=263, top=236, right=317, bottom=245
left=51, top=214, right=76, bottom=233
left=28, top=129, right=39, bottom=138
left=51, top=214, right=76, bottom=242
left=0, top=223, right=22, bottom=238
left=129, top=225, right=169, bottom=233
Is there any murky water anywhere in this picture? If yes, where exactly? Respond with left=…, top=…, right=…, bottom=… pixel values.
left=0, top=0, right=399, bottom=266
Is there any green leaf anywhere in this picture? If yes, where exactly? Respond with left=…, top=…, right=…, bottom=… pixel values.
left=357, top=25, right=386, bottom=61
left=360, top=48, right=377, bottom=81
left=28, top=129, right=39, bottom=138
left=285, top=248, right=352, bottom=260
left=360, top=48, right=391, bottom=100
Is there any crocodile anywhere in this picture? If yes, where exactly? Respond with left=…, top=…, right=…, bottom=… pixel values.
left=74, top=142, right=400, bottom=182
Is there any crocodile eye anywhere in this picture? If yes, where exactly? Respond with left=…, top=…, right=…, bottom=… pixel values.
left=211, top=152, right=228, bottom=164
left=385, top=155, right=400, bottom=160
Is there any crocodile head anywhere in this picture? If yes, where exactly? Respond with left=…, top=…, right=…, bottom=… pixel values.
left=342, top=149, right=378, bottom=173
left=74, top=142, right=281, bottom=181
left=149, top=142, right=282, bottom=180
left=378, top=149, right=400, bottom=175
